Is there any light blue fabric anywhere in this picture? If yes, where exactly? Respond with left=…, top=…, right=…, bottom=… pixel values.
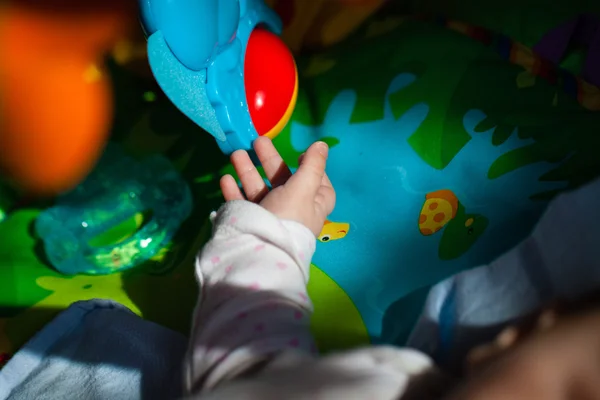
left=0, top=300, right=188, bottom=400
left=408, top=176, right=600, bottom=372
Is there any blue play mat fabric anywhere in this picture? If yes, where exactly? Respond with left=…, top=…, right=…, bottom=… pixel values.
left=279, top=16, right=600, bottom=345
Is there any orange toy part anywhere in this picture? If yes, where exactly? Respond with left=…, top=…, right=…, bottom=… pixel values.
left=0, top=1, right=136, bottom=195
left=244, top=28, right=298, bottom=139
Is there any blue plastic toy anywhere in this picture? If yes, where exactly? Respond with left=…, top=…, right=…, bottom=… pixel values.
left=35, top=144, right=192, bottom=275
left=140, top=0, right=297, bottom=154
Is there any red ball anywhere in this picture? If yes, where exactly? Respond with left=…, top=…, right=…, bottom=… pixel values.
left=244, top=27, right=297, bottom=138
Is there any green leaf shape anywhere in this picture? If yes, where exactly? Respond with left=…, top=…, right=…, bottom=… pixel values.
left=295, top=21, right=435, bottom=126
left=491, top=124, right=515, bottom=146
left=487, top=144, right=544, bottom=179
left=473, top=116, right=496, bottom=133
left=387, top=23, right=487, bottom=169
left=439, top=204, right=489, bottom=260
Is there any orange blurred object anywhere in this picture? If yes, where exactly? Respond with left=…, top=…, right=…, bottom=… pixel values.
left=0, top=1, right=136, bottom=195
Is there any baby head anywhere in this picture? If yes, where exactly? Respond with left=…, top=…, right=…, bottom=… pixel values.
left=448, top=291, right=600, bottom=399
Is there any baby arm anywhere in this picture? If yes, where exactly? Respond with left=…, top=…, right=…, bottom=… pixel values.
left=184, top=200, right=317, bottom=393
left=184, top=138, right=447, bottom=399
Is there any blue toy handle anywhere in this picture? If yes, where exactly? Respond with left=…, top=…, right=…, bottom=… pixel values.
left=140, top=0, right=284, bottom=154
left=140, top=0, right=240, bottom=71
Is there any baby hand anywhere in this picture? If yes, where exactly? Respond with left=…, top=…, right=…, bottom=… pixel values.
left=220, top=137, right=336, bottom=237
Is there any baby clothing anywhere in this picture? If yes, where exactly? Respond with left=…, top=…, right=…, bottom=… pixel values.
left=184, top=201, right=447, bottom=399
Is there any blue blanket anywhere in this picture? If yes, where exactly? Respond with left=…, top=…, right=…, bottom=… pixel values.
left=0, top=300, right=187, bottom=400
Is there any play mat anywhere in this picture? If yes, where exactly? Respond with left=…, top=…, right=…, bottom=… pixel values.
left=2, top=2, right=600, bottom=364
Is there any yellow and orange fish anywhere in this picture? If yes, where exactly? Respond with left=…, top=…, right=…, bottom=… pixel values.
left=418, top=189, right=459, bottom=236
left=318, top=219, right=350, bottom=242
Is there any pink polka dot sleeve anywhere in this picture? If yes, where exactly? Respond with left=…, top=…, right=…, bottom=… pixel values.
left=184, top=200, right=318, bottom=394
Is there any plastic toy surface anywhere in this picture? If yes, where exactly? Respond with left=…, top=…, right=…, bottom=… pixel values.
left=245, top=28, right=298, bottom=140
left=140, top=0, right=298, bottom=154
left=35, top=144, right=192, bottom=275
left=0, top=1, right=136, bottom=195
left=0, top=1, right=295, bottom=195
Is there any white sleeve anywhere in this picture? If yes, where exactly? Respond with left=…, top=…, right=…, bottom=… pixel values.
left=184, top=200, right=317, bottom=394
left=184, top=200, right=448, bottom=399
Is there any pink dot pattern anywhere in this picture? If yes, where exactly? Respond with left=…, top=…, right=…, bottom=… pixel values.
left=196, top=206, right=320, bottom=378
left=276, top=262, right=288, bottom=270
